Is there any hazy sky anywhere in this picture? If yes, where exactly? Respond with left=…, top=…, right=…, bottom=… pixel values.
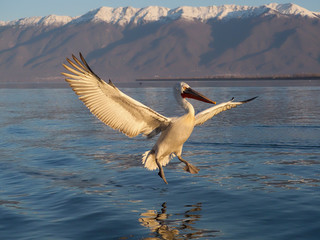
left=1, top=0, right=319, bottom=21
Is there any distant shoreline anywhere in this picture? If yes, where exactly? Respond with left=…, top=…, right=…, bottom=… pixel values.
left=137, top=74, right=320, bottom=82
left=1, top=76, right=320, bottom=88
left=135, top=75, right=320, bottom=87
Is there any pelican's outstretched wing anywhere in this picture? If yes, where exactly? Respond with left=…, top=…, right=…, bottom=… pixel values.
left=194, top=96, right=257, bottom=126
left=62, top=53, right=170, bottom=138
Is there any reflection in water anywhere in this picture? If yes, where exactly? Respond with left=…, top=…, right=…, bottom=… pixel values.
left=139, top=202, right=220, bottom=239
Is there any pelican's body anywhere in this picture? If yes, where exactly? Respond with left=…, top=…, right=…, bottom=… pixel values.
left=143, top=107, right=195, bottom=171
left=62, top=53, right=257, bottom=184
left=142, top=91, right=201, bottom=181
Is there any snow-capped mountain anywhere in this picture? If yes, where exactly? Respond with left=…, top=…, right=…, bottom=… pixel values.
left=0, top=15, right=73, bottom=27
left=1, top=3, right=320, bottom=83
left=1, top=3, right=319, bottom=27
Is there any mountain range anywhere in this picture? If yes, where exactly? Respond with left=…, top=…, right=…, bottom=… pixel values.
left=1, top=3, right=320, bottom=83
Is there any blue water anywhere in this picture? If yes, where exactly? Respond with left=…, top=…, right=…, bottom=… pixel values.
left=0, top=86, right=319, bottom=239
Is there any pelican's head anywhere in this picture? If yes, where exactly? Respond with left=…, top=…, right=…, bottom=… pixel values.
left=175, top=82, right=216, bottom=105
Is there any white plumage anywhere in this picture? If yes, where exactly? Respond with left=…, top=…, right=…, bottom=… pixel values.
left=62, top=53, right=257, bottom=184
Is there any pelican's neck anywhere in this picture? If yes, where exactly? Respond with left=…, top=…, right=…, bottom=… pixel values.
left=173, top=84, right=195, bottom=116
left=181, top=98, right=195, bottom=116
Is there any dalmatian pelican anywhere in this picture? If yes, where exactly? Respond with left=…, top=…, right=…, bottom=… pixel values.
left=62, top=53, right=257, bottom=184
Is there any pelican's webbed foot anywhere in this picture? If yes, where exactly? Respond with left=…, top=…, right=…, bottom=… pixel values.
left=156, top=158, right=168, bottom=184
left=158, top=170, right=168, bottom=184
left=183, top=163, right=199, bottom=174
left=177, top=156, right=199, bottom=174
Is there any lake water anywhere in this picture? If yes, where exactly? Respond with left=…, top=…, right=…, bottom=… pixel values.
left=0, top=85, right=319, bottom=239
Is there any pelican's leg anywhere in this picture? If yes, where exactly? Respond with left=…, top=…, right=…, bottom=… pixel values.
left=156, top=158, right=168, bottom=184
left=177, top=155, right=199, bottom=174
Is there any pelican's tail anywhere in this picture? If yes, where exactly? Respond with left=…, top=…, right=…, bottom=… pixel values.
left=142, top=150, right=173, bottom=171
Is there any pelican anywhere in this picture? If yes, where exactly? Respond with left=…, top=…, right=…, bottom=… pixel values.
left=62, top=53, right=257, bottom=184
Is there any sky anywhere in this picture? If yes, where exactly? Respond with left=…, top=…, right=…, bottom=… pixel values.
left=1, top=0, right=319, bottom=21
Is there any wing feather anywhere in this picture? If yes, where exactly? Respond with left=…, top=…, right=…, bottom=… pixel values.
left=62, top=53, right=170, bottom=137
left=195, top=97, right=257, bottom=126
left=66, top=58, right=87, bottom=74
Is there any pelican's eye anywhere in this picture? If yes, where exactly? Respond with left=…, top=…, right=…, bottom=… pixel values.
left=182, top=85, right=188, bottom=93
